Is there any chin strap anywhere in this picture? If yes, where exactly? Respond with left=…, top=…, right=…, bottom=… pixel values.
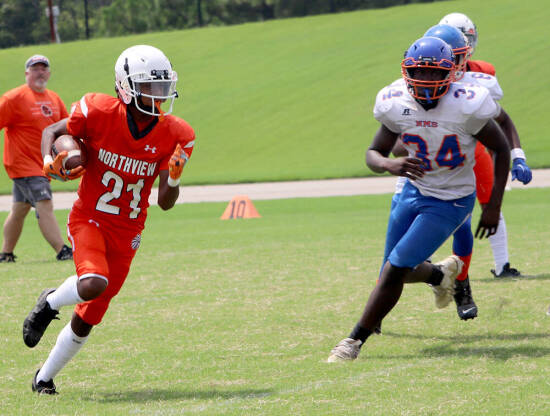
left=423, top=88, right=433, bottom=104
left=155, top=101, right=165, bottom=122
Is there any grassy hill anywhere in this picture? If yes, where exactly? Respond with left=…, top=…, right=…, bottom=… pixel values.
left=0, top=0, right=547, bottom=192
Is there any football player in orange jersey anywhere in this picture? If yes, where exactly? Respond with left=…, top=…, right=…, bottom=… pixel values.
left=0, top=55, right=73, bottom=263
left=22, top=45, right=195, bottom=395
left=439, top=13, right=532, bottom=281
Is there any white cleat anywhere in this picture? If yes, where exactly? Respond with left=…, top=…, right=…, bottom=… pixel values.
left=327, top=338, right=362, bottom=363
left=431, top=255, right=463, bottom=309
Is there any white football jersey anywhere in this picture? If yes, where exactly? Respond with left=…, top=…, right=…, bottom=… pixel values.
left=461, top=72, right=503, bottom=101
left=374, top=80, right=500, bottom=200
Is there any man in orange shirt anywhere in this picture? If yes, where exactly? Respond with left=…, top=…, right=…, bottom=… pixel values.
left=0, top=55, right=73, bottom=262
left=22, top=45, right=195, bottom=395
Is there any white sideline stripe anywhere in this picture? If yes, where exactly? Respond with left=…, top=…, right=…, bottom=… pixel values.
left=80, top=97, right=88, bottom=117
left=0, top=169, right=547, bottom=212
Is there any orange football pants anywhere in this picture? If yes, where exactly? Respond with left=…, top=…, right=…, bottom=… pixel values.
left=474, top=142, right=494, bottom=205
left=67, top=210, right=140, bottom=325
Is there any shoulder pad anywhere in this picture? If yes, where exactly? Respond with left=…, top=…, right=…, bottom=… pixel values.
left=462, top=72, right=503, bottom=100
left=389, top=78, right=405, bottom=88
left=448, top=82, right=494, bottom=115
left=373, top=83, right=406, bottom=117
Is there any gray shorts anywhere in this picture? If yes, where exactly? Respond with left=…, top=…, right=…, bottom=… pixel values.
left=13, top=176, right=52, bottom=207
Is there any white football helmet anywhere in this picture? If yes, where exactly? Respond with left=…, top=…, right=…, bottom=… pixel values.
left=439, top=13, right=478, bottom=54
left=115, top=45, right=178, bottom=116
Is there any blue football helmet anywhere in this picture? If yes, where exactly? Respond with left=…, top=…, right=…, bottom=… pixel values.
left=424, top=24, right=471, bottom=80
left=401, top=36, right=456, bottom=105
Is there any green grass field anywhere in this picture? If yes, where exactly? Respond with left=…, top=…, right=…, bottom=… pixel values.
left=0, top=0, right=549, bottom=193
left=1, top=187, right=548, bottom=415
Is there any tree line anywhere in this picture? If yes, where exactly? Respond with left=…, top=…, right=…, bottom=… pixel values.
left=0, top=0, right=436, bottom=49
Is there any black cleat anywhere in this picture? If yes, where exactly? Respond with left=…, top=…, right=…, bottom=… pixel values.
left=32, top=370, right=58, bottom=395
left=0, top=252, right=16, bottom=263
left=491, top=263, right=521, bottom=278
left=56, top=245, right=73, bottom=261
left=23, top=288, right=59, bottom=348
left=454, top=276, right=477, bottom=320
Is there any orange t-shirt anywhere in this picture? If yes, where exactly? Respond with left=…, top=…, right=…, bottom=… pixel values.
left=67, top=93, right=195, bottom=232
left=0, top=84, right=68, bottom=178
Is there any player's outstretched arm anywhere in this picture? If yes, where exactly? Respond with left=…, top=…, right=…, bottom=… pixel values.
left=158, top=170, right=179, bottom=210
left=366, top=124, right=424, bottom=180
left=494, top=108, right=532, bottom=184
left=157, top=144, right=189, bottom=210
left=474, top=119, right=511, bottom=238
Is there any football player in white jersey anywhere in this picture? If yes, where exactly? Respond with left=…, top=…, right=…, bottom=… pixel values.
left=441, top=12, right=532, bottom=281
left=423, top=23, right=531, bottom=319
left=327, top=37, right=510, bottom=362
left=378, top=25, right=530, bottom=325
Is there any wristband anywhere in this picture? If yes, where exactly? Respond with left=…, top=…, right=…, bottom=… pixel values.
left=511, top=148, right=526, bottom=161
left=44, top=155, right=54, bottom=164
left=167, top=176, right=180, bottom=187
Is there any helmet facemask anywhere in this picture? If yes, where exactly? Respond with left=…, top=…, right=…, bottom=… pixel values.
left=452, top=45, right=471, bottom=80
left=131, top=73, right=178, bottom=116
left=122, top=68, right=178, bottom=117
left=402, top=57, right=455, bottom=104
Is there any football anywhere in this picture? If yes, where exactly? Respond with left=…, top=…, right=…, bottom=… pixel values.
left=51, top=135, right=85, bottom=170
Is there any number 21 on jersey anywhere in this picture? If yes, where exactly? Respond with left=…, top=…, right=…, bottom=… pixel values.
left=96, top=171, right=144, bottom=218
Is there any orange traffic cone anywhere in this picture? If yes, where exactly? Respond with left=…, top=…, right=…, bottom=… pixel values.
left=220, top=195, right=261, bottom=220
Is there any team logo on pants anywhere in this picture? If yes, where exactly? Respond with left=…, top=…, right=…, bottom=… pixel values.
left=131, top=234, right=141, bottom=250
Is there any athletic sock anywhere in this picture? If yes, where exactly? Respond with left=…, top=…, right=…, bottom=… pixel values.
left=455, top=254, right=472, bottom=281
left=36, top=322, right=88, bottom=383
left=349, top=324, right=372, bottom=344
left=46, top=275, right=84, bottom=311
left=489, top=213, right=508, bottom=275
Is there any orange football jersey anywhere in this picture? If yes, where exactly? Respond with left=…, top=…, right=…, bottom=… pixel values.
left=467, top=60, right=496, bottom=76
left=67, top=93, right=195, bottom=232
left=0, top=84, right=68, bottom=178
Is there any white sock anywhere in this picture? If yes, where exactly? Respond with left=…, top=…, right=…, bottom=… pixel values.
left=46, top=275, right=84, bottom=311
left=36, top=322, right=88, bottom=383
left=489, top=213, right=509, bottom=274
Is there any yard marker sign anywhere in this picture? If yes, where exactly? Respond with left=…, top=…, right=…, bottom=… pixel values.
left=220, top=195, right=261, bottom=219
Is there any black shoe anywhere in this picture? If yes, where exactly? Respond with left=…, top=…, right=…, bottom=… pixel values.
left=491, top=263, right=521, bottom=278
left=32, top=370, right=58, bottom=395
left=0, top=252, right=16, bottom=262
left=454, top=276, right=477, bottom=320
left=23, top=289, right=59, bottom=348
left=56, top=245, right=73, bottom=261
